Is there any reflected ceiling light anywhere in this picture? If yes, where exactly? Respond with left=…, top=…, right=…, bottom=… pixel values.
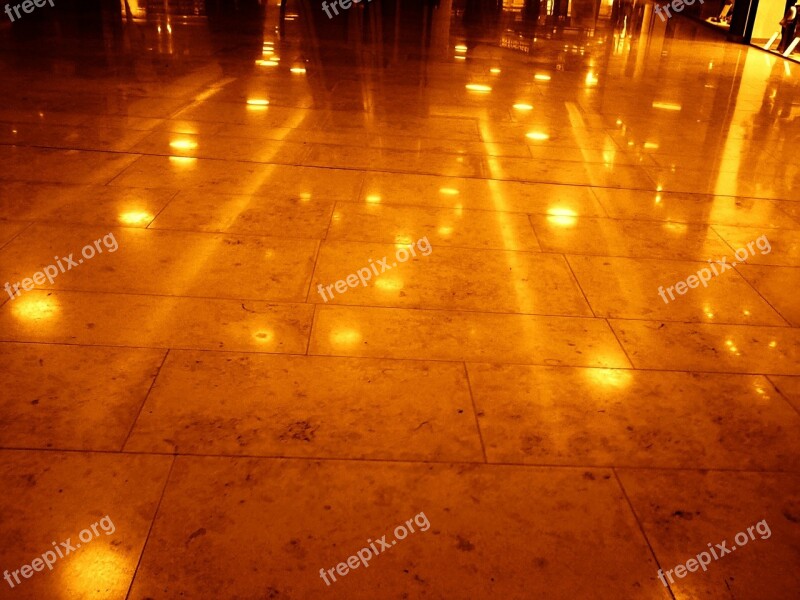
left=169, top=139, right=197, bottom=150
left=299, top=192, right=311, bottom=202
left=11, top=295, right=59, bottom=322
left=585, top=71, right=598, bottom=85
left=375, top=278, right=404, bottom=291
left=168, top=156, right=196, bottom=165
left=644, top=142, right=659, bottom=149
left=247, top=99, right=270, bottom=110
left=513, top=103, right=533, bottom=110
left=366, top=195, right=381, bottom=204
left=329, top=328, right=362, bottom=347
left=466, top=84, right=492, bottom=92
left=585, top=368, right=632, bottom=388
left=490, top=67, right=501, bottom=74
left=394, top=235, right=414, bottom=246
left=534, top=73, right=551, bottom=81
left=455, top=44, right=468, bottom=52
left=546, top=207, right=578, bottom=227
left=454, top=55, right=466, bottom=60
left=652, top=101, right=682, bottom=111
left=119, top=211, right=153, bottom=225
left=525, top=131, right=549, bottom=141
left=252, top=329, right=274, bottom=343
left=438, top=226, right=453, bottom=235
left=255, top=59, right=279, bottom=66
left=439, top=188, right=459, bottom=195
left=290, top=67, right=306, bottom=74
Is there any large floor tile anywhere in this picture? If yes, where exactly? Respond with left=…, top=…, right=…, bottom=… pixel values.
left=711, top=225, right=800, bottom=266
left=125, top=351, right=482, bottom=461
left=311, top=242, right=591, bottom=315
left=567, top=255, right=787, bottom=325
left=327, top=203, right=540, bottom=251
left=0, top=146, right=140, bottom=185
left=309, top=305, right=631, bottom=367
left=126, top=457, right=669, bottom=599
left=358, top=172, right=608, bottom=215
left=0, top=221, right=28, bottom=247
left=532, top=216, right=731, bottom=260
left=149, top=190, right=334, bottom=238
left=768, top=376, right=800, bottom=415
left=0, top=290, right=313, bottom=353
left=0, top=343, right=165, bottom=451
left=0, top=451, right=172, bottom=600
left=0, top=182, right=176, bottom=227
left=735, top=265, right=800, bottom=327
left=0, top=224, right=318, bottom=302
left=592, top=189, right=800, bottom=229
left=609, top=320, right=800, bottom=375
left=617, top=469, right=800, bottom=599
left=468, top=364, right=800, bottom=470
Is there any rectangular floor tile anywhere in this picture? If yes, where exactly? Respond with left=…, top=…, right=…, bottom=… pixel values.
left=0, top=146, right=140, bottom=185
left=149, top=190, right=334, bottom=238
left=567, top=255, right=787, bottom=325
left=609, top=320, right=800, bottom=375
left=125, top=351, right=482, bottom=461
left=617, top=469, right=800, bottom=599
left=0, top=182, right=176, bottom=227
left=468, top=364, right=800, bottom=470
left=126, top=457, right=669, bottom=599
left=0, top=451, right=172, bottom=600
left=0, top=290, right=313, bottom=353
left=592, top=189, right=800, bottom=229
left=311, top=242, right=590, bottom=315
left=359, top=172, right=608, bottom=215
left=532, top=217, right=731, bottom=260
left=327, top=203, right=540, bottom=251
left=309, top=305, right=631, bottom=367
left=0, top=224, right=318, bottom=302
left=736, top=265, right=800, bottom=327
left=0, top=343, right=165, bottom=451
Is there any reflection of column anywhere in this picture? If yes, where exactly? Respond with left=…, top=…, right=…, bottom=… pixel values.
left=632, top=3, right=652, bottom=79
left=431, top=0, right=453, bottom=55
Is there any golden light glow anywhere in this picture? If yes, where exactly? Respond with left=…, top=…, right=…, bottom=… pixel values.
left=644, top=142, right=659, bottom=149
left=585, top=368, right=633, bottom=388
left=299, top=192, right=311, bottom=202
left=546, top=207, right=578, bottom=227
left=329, top=328, right=362, bottom=347
left=534, top=73, right=551, bottom=81
left=169, top=139, right=197, bottom=150
left=454, top=55, right=466, bottom=61
left=247, top=99, right=270, bottom=106
left=366, top=195, right=381, bottom=204
left=118, top=211, right=154, bottom=226
left=11, top=295, right=59, bottom=322
left=769, top=340, right=777, bottom=348
left=394, top=234, right=414, bottom=246
left=526, top=132, right=550, bottom=141
left=168, top=156, right=197, bottom=166
left=513, top=103, right=534, bottom=110
left=255, top=59, right=279, bottom=66
left=466, top=84, right=492, bottom=92
left=252, top=329, right=274, bottom=344
left=455, top=44, right=468, bottom=52
left=439, top=188, right=460, bottom=195
left=438, top=226, right=453, bottom=235
left=490, top=67, right=501, bottom=74
left=290, top=67, right=306, bottom=74
left=58, top=544, right=125, bottom=596
left=375, top=278, right=404, bottom=291
left=652, top=101, right=682, bottom=111
left=585, top=71, right=598, bottom=85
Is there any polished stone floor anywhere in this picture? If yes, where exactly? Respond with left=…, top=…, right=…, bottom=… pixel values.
left=1, top=0, right=799, bottom=598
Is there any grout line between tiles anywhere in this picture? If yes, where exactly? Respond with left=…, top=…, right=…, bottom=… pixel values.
left=463, top=363, right=488, bottom=464
left=121, top=349, right=171, bottom=452
left=765, top=375, right=800, bottom=419
left=612, top=468, right=678, bottom=600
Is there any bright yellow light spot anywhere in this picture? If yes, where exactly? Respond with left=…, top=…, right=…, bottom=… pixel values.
left=119, top=211, right=153, bottom=226
left=513, top=103, right=534, bottom=111
left=11, top=295, right=59, bottom=322
left=329, top=328, right=361, bottom=347
left=168, top=156, right=196, bottom=166
left=585, top=368, right=632, bottom=388
left=375, top=278, right=404, bottom=291
left=299, top=193, right=311, bottom=202
left=585, top=71, right=598, bottom=85
left=169, top=139, right=197, bottom=150
left=58, top=544, right=126, bottom=597
left=455, top=44, right=468, bottom=52
left=366, top=195, right=381, bottom=204
left=655, top=195, right=662, bottom=204
left=439, top=188, right=459, bottom=195
left=644, top=142, right=659, bottom=149
left=663, top=222, right=687, bottom=233
left=490, top=67, right=501, bottom=74
left=247, top=99, right=270, bottom=106
left=743, top=309, right=751, bottom=316
left=252, top=329, right=274, bottom=343
left=454, top=55, right=466, bottom=61
left=290, top=67, right=306, bottom=74
left=438, top=226, right=453, bottom=236
left=466, top=84, right=492, bottom=92
left=526, top=132, right=550, bottom=141
left=615, top=119, right=622, bottom=125
left=534, top=73, right=551, bottom=81
left=394, top=235, right=414, bottom=247
left=769, top=340, right=777, bottom=348
left=652, top=101, right=682, bottom=111
left=656, top=185, right=663, bottom=192
left=546, top=207, right=578, bottom=227
left=255, top=59, right=279, bottom=66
